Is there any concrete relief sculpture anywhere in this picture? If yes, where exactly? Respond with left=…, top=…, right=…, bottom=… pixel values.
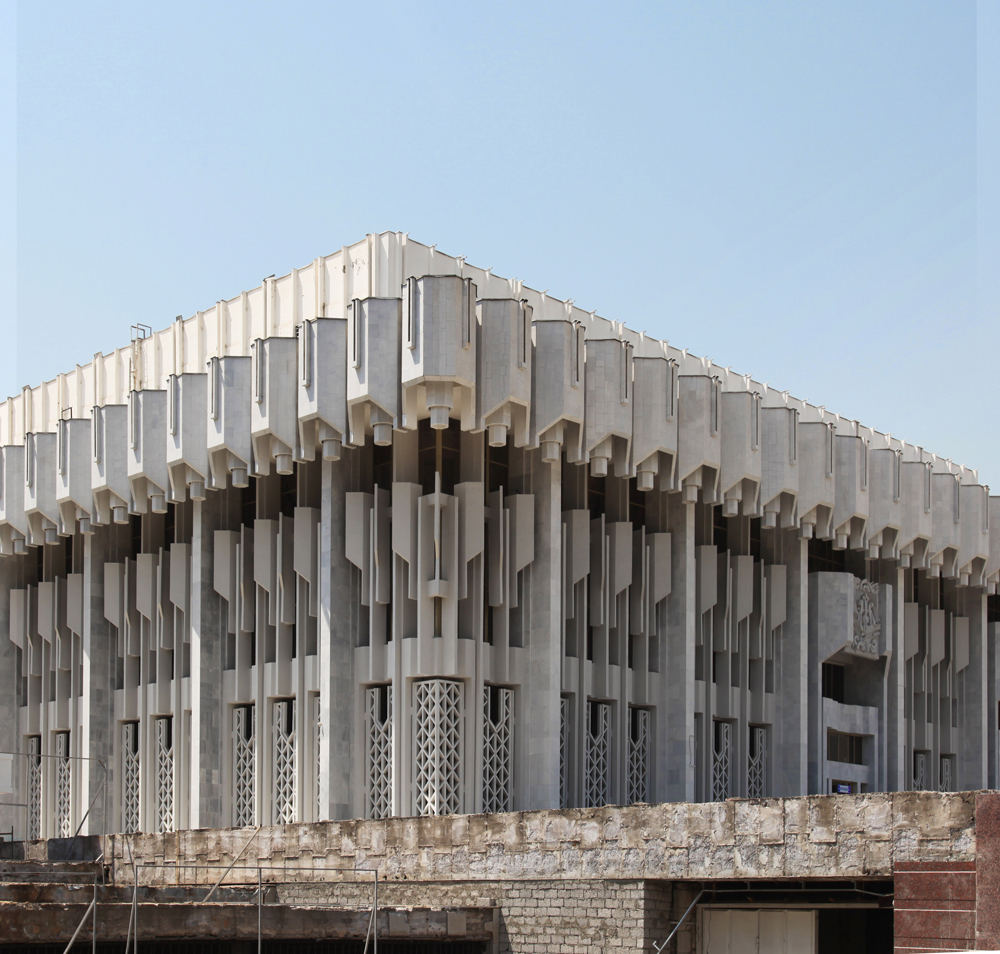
left=852, top=579, right=880, bottom=658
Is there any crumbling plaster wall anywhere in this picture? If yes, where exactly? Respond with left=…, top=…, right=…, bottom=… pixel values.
left=87, top=792, right=975, bottom=885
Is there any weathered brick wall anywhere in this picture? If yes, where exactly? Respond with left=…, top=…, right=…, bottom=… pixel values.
left=264, top=879, right=673, bottom=953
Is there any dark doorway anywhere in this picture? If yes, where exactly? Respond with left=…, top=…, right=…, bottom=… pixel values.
left=818, top=907, right=893, bottom=953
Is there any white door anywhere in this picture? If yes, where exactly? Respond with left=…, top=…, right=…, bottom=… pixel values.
left=701, top=909, right=817, bottom=954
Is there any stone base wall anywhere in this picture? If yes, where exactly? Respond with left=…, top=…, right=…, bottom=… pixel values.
left=5, top=792, right=991, bottom=952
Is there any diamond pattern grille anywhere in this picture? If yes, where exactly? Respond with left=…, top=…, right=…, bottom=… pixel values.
left=366, top=686, right=392, bottom=819
left=414, top=679, right=463, bottom=816
left=483, top=686, right=513, bottom=814
left=940, top=755, right=953, bottom=793
left=626, top=708, right=650, bottom=804
left=272, top=699, right=296, bottom=824
left=712, top=720, right=732, bottom=802
left=155, top=717, right=174, bottom=833
left=27, top=736, right=41, bottom=840
left=585, top=701, right=611, bottom=808
left=122, top=722, right=140, bottom=834
left=55, top=731, right=71, bottom=838
left=559, top=697, right=570, bottom=810
left=748, top=725, right=767, bottom=799
left=233, top=706, right=255, bottom=827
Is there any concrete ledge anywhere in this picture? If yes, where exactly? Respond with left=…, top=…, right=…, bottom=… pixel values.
left=73, top=791, right=977, bottom=884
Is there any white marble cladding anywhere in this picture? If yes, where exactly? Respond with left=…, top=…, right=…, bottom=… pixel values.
left=0, top=231, right=998, bottom=843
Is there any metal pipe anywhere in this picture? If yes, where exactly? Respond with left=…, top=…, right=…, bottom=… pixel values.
left=133, top=854, right=139, bottom=954
left=257, top=866, right=262, bottom=954
left=73, top=777, right=106, bottom=839
left=654, top=889, right=704, bottom=953
left=124, top=837, right=136, bottom=954
left=204, top=826, right=262, bottom=902
left=60, top=897, right=96, bottom=954
left=91, top=874, right=97, bottom=954
left=373, top=871, right=378, bottom=954
left=362, top=903, right=374, bottom=954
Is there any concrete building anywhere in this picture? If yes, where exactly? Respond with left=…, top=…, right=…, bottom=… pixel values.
left=0, top=231, right=997, bottom=852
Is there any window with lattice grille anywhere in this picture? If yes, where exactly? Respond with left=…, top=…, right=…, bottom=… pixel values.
left=26, top=736, right=41, bottom=840
left=940, top=754, right=954, bottom=792
left=627, top=707, right=650, bottom=804
left=483, top=686, right=513, bottom=814
left=314, top=695, right=323, bottom=821
left=366, top=686, right=392, bottom=819
left=585, top=701, right=611, bottom=808
left=155, top=717, right=174, bottom=833
left=748, top=725, right=767, bottom=799
left=559, top=696, right=571, bottom=809
left=712, top=720, right=732, bottom=802
left=55, top=731, right=71, bottom=838
left=272, top=699, right=296, bottom=824
left=121, top=722, right=140, bottom=834
left=913, top=750, right=928, bottom=790
left=414, top=679, right=463, bottom=816
left=233, top=706, right=255, bottom=827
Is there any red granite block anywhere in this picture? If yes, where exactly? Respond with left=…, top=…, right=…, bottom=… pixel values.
left=896, top=871, right=976, bottom=902
left=977, top=792, right=1000, bottom=950
left=896, top=861, right=976, bottom=872
left=894, top=908, right=976, bottom=941
left=895, top=899, right=975, bottom=912
left=894, top=942, right=978, bottom=953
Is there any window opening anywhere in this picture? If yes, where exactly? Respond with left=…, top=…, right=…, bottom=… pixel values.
left=712, top=720, right=732, bottom=802
left=822, top=663, right=845, bottom=703
left=26, top=736, right=41, bottom=840
left=627, top=707, right=650, bottom=804
left=418, top=417, right=461, bottom=496
left=272, top=698, right=296, bottom=824
left=55, top=730, right=72, bottom=838
left=414, top=679, right=463, bottom=816
left=155, top=717, right=174, bottom=833
left=585, top=701, right=612, bottom=808
left=233, top=705, right=255, bottom=827
left=366, top=685, right=393, bottom=819
left=122, top=722, right=140, bottom=834
left=827, top=729, right=864, bottom=765
left=748, top=725, right=767, bottom=799
left=483, top=686, right=513, bottom=813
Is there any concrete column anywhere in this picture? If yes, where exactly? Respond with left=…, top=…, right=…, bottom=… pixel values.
left=959, top=587, right=989, bottom=789
left=189, top=491, right=227, bottom=828
left=319, top=453, right=355, bottom=820
left=80, top=526, right=116, bottom=836
left=776, top=528, right=808, bottom=796
left=662, top=494, right=695, bottom=803
left=885, top=565, right=907, bottom=791
left=525, top=447, right=561, bottom=809
left=0, top=556, right=17, bottom=838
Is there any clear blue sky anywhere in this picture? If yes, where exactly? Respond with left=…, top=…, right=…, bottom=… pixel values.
left=1, top=2, right=997, bottom=481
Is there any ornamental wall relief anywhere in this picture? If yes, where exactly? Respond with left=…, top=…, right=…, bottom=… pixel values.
left=852, top=579, right=881, bottom=657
